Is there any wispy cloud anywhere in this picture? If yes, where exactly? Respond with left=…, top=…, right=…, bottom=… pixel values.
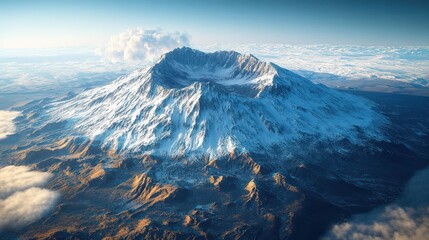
left=0, top=110, right=21, bottom=140
left=324, top=166, right=429, bottom=240
left=0, top=47, right=128, bottom=97
left=98, top=28, right=190, bottom=64
left=0, top=166, right=59, bottom=231
left=327, top=206, right=429, bottom=240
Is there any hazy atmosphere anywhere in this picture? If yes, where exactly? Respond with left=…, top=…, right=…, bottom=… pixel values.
left=1, top=1, right=429, bottom=239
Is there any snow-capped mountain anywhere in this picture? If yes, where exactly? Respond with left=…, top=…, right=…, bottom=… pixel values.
left=48, top=47, right=385, bottom=157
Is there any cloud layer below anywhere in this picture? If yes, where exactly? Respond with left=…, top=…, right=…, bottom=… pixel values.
left=0, top=110, right=21, bottom=140
left=1, top=42, right=428, bottom=103
left=201, top=44, right=429, bottom=84
left=98, top=28, right=190, bottom=64
left=324, top=166, right=429, bottom=240
left=0, top=166, right=59, bottom=231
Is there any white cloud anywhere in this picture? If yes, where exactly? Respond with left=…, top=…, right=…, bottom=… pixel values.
left=0, top=47, right=128, bottom=96
left=1, top=44, right=427, bottom=99
left=327, top=206, right=429, bottom=240
left=0, top=166, right=59, bottom=231
left=324, top=166, right=429, bottom=240
left=201, top=44, right=429, bottom=83
left=0, top=165, right=51, bottom=199
left=0, top=110, right=21, bottom=140
left=0, top=188, right=60, bottom=231
left=98, top=28, right=190, bottom=64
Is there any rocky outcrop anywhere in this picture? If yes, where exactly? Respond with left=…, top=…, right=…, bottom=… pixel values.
left=244, top=179, right=270, bottom=210
left=87, top=163, right=113, bottom=186
left=209, top=175, right=236, bottom=191
left=128, top=173, right=186, bottom=207
left=273, top=172, right=299, bottom=193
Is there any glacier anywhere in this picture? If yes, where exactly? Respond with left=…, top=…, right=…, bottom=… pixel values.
left=48, top=47, right=386, bottom=158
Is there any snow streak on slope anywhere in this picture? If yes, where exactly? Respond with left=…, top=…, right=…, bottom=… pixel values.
left=49, top=47, right=386, bottom=158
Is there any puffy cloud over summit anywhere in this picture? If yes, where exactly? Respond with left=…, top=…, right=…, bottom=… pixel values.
left=99, top=28, right=190, bottom=64
left=0, top=166, right=59, bottom=231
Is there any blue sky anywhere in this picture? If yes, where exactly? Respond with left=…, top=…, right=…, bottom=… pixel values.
left=0, top=0, right=428, bottom=48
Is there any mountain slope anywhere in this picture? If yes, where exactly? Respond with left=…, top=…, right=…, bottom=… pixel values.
left=48, top=47, right=386, bottom=157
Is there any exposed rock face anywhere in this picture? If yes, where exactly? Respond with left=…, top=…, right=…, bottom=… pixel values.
left=87, top=163, right=111, bottom=186
left=273, top=172, right=299, bottom=193
left=128, top=173, right=185, bottom=207
left=209, top=175, right=236, bottom=191
left=244, top=179, right=271, bottom=210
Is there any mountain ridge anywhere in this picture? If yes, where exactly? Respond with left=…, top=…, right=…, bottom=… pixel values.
left=47, top=47, right=386, bottom=158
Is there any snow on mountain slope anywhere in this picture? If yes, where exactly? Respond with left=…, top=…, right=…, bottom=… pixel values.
left=48, top=47, right=386, bottom=158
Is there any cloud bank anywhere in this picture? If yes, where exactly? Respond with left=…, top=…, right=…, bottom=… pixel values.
left=324, top=166, right=429, bottom=240
left=201, top=44, right=429, bottom=83
left=327, top=206, right=429, bottom=240
left=0, top=166, right=59, bottom=231
left=0, top=110, right=21, bottom=140
left=1, top=44, right=427, bottom=102
left=99, top=28, right=190, bottom=64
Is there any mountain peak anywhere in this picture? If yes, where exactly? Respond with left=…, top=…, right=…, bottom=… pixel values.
left=163, top=47, right=252, bottom=62
left=151, top=47, right=278, bottom=93
left=48, top=48, right=386, bottom=158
